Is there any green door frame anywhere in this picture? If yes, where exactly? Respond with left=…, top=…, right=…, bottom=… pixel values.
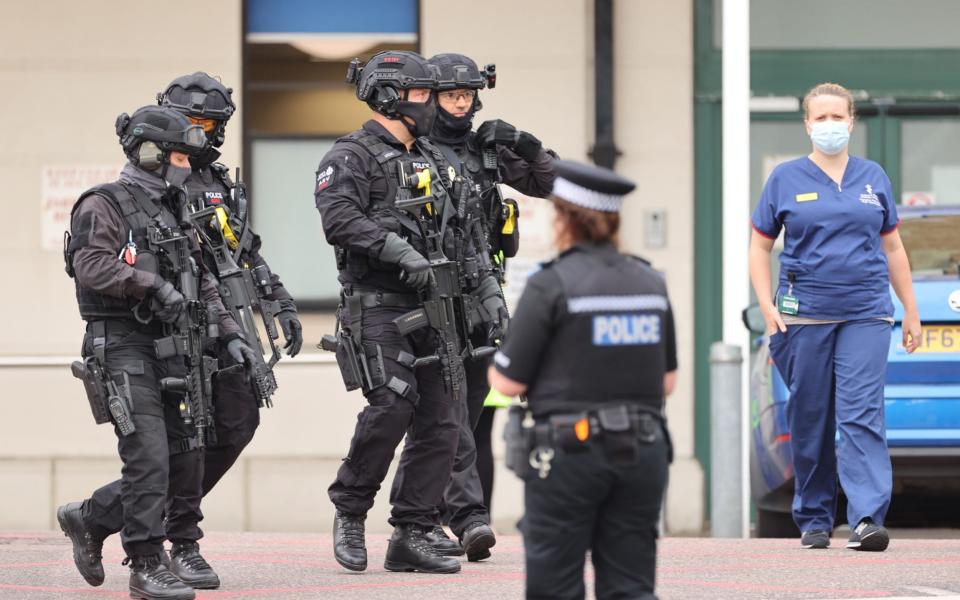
left=692, top=0, right=960, bottom=519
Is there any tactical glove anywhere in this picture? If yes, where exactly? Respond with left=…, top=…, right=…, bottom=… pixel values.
left=226, top=338, right=259, bottom=369
left=277, top=310, right=303, bottom=357
left=151, top=278, right=185, bottom=324
left=473, top=275, right=509, bottom=342
left=476, top=119, right=518, bottom=148
left=378, top=232, right=432, bottom=290
left=477, top=119, right=543, bottom=162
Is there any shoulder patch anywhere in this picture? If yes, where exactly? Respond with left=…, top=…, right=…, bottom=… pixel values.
left=315, top=164, right=335, bottom=193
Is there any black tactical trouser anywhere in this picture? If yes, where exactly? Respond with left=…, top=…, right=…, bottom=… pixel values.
left=328, top=304, right=462, bottom=528
left=77, top=320, right=204, bottom=558
left=165, top=347, right=261, bottom=539
left=80, top=345, right=259, bottom=545
left=393, top=328, right=491, bottom=537
left=522, top=426, right=669, bottom=600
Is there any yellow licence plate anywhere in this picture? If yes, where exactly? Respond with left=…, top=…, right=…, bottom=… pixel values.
left=914, top=325, right=960, bottom=353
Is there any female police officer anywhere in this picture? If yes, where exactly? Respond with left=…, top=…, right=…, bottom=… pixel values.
left=489, top=159, right=676, bottom=600
left=749, top=82, right=921, bottom=551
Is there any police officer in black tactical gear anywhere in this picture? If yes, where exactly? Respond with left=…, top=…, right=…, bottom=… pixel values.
left=58, top=105, right=257, bottom=600
left=61, top=73, right=303, bottom=591
left=316, top=50, right=505, bottom=575
left=390, top=52, right=557, bottom=561
left=160, top=69, right=302, bottom=543
left=489, top=160, right=677, bottom=600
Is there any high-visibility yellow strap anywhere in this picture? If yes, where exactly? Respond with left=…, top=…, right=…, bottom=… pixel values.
left=216, top=206, right=240, bottom=250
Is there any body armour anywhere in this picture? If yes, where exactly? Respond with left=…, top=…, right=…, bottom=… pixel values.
left=498, top=243, right=677, bottom=418
left=321, top=125, right=482, bottom=292
left=65, top=182, right=179, bottom=320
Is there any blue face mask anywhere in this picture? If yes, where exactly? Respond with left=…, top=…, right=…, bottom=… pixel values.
left=810, top=120, right=851, bottom=155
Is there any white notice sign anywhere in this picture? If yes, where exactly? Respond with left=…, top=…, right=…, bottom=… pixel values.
left=41, top=165, right=122, bottom=251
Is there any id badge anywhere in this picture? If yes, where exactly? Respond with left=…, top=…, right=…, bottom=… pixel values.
left=779, top=293, right=799, bottom=316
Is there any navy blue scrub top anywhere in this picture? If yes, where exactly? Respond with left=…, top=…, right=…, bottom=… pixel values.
left=752, top=156, right=900, bottom=320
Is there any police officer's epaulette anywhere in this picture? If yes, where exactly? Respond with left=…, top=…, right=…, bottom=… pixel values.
left=626, top=254, right=652, bottom=267
left=210, top=162, right=234, bottom=186
left=339, top=130, right=402, bottom=166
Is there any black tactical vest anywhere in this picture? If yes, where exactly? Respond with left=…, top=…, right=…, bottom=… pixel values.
left=185, top=165, right=254, bottom=275
left=527, top=243, right=671, bottom=417
left=66, top=182, right=178, bottom=320
left=333, top=130, right=475, bottom=284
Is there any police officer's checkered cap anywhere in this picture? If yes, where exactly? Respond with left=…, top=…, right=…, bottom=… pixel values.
left=357, top=51, right=438, bottom=100
left=160, top=72, right=235, bottom=121
left=551, top=159, right=636, bottom=213
left=428, top=53, right=486, bottom=90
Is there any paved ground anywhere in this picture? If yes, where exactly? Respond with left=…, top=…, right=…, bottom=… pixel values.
left=2, top=530, right=960, bottom=599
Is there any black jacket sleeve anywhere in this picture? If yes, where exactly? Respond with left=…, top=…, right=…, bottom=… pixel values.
left=496, top=145, right=557, bottom=199
left=314, top=145, right=389, bottom=258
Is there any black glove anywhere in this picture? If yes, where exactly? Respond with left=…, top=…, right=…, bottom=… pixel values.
left=226, top=338, right=258, bottom=369
left=151, top=278, right=185, bottom=324
left=473, top=276, right=509, bottom=342
left=476, top=119, right=518, bottom=148
left=477, top=119, right=543, bottom=162
left=513, top=130, right=543, bottom=162
left=277, top=310, right=303, bottom=357
left=378, top=232, right=432, bottom=290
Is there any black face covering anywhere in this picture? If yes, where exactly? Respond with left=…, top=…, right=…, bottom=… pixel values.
left=190, top=145, right=222, bottom=170
left=394, top=95, right=438, bottom=138
left=432, top=104, right=476, bottom=144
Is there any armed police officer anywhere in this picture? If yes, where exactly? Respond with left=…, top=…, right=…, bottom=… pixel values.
left=58, top=73, right=303, bottom=591
left=160, top=72, right=302, bottom=569
left=489, top=160, right=677, bottom=600
left=392, top=52, right=556, bottom=561
left=58, top=106, right=258, bottom=600
left=317, top=50, right=504, bottom=574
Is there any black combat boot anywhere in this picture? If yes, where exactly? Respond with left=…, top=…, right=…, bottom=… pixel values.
left=169, top=542, right=220, bottom=589
left=424, top=526, right=464, bottom=556
left=127, top=554, right=195, bottom=600
left=384, top=524, right=461, bottom=574
left=56, top=502, right=104, bottom=586
left=460, top=521, right=496, bottom=562
left=333, top=510, right=368, bottom=571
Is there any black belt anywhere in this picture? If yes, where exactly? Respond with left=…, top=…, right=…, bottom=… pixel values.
left=537, top=404, right=663, bottom=449
left=87, top=318, right=165, bottom=336
left=345, top=286, right=421, bottom=309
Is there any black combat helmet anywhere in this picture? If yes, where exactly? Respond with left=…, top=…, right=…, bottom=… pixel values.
left=428, top=54, right=496, bottom=141
left=158, top=72, right=236, bottom=169
left=346, top=50, right=439, bottom=137
left=115, top=105, right=206, bottom=176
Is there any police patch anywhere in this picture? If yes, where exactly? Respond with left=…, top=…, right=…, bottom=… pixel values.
left=204, top=191, right=224, bottom=205
left=593, top=314, right=661, bottom=346
left=316, top=165, right=335, bottom=192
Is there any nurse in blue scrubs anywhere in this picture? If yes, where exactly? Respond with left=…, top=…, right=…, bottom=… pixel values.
left=748, top=82, right=922, bottom=551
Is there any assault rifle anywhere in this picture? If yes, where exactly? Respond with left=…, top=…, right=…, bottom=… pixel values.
left=149, top=208, right=219, bottom=447
left=390, top=162, right=496, bottom=395
left=185, top=200, right=281, bottom=407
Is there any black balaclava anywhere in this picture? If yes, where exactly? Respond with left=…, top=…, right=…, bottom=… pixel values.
left=432, top=97, right=480, bottom=144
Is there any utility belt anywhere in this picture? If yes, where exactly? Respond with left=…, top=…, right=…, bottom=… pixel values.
left=504, top=403, right=669, bottom=480
left=319, top=286, right=422, bottom=404
left=71, top=320, right=136, bottom=437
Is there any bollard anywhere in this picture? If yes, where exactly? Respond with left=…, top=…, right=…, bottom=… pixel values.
left=710, top=342, right=743, bottom=537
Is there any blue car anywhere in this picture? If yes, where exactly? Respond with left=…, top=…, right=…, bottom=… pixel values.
left=746, top=205, right=960, bottom=537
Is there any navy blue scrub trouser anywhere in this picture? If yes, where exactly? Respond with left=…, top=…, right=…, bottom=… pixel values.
left=768, top=319, right=893, bottom=533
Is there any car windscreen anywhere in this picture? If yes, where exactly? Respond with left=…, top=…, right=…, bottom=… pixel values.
left=899, top=213, right=960, bottom=279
